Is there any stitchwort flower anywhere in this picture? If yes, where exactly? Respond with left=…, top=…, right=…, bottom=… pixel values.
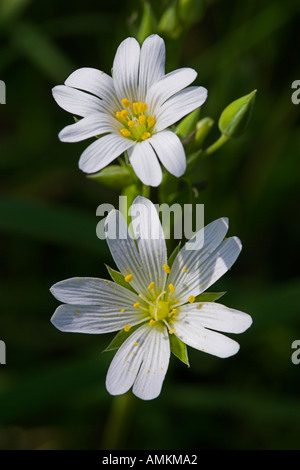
left=50, top=197, right=252, bottom=400
left=52, top=34, right=207, bottom=186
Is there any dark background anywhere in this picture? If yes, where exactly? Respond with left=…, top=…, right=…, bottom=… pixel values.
left=0, top=0, right=300, bottom=450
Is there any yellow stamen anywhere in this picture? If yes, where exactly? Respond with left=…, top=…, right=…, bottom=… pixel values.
left=139, top=115, right=146, bottom=125
left=116, top=111, right=126, bottom=121
left=122, top=98, right=131, bottom=107
left=172, top=308, right=179, bottom=314
left=169, top=283, right=175, bottom=293
left=124, top=325, right=131, bottom=332
left=147, top=116, right=156, bottom=128
left=163, top=264, right=170, bottom=274
left=133, top=302, right=140, bottom=309
left=188, top=295, right=195, bottom=303
left=148, top=281, right=155, bottom=290
left=142, top=132, right=151, bottom=140
left=120, top=309, right=125, bottom=313
left=149, top=319, right=155, bottom=326
left=125, top=274, right=133, bottom=282
left=120, top=128, right=131, bottom=137
left=169, top=328, right=175, bottom=334
left=127, top=120, right=135, bottom=128
left=183, top=268, right=188, bottom=273
left=134, top=342, right=138, bottom=346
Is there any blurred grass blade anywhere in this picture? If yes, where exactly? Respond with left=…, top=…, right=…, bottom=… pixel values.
left=0, top=197, right=108, bottom=255
left=10, top=22, right=74, bottom=81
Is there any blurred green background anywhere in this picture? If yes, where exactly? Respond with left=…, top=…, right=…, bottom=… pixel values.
left=1, top=0, right=300, bottom=450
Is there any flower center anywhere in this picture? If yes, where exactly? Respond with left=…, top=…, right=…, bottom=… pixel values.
left=116, top=98, right=156, bottom=142
left=149, top=300, right=170, bottom=322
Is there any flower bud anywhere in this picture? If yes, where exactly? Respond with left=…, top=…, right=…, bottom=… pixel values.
left=218, top=90, right=257, bottom=138
left=87, top=165, right=133, bottom=190
left=175, top=108, right=201, bottom=140
left=178, top=0, right=204, bottom=27
left=158, top=2, right=182, bottom=39
left=137, top=2, right=157, bottom=44
left=194, top=117, right=214, bottom=148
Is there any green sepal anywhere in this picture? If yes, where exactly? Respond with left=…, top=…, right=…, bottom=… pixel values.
left=167, top=242, right=181, bottom=268
left=194, top=291, right=226, bottom=302
left=169, top=334, right=190, bottom=367
left=103, top=323, right=141, bottom=353
left=105, top=265, right=136, bottom=293
left=218, top=90, right=257, bottom=138
left=86, top=165, right=133, bottom=190
left=175, top=108, right=201, bottom=140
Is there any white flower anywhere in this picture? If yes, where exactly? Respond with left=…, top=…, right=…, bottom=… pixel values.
left=52, top=34, right=207, bottom=187
left=50, top=197, right=252, bottom=400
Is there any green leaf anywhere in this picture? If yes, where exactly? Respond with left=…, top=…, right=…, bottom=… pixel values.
left=194, top=291, right=226, bottom=302
left=87, top=165, right=133, bottom=190
left=219, top=90, right=257, bottom=138
left=105, top=265, right=136, bottom=293
left=167, top=242, right=181, bottom=268
left=169, top=334, right=190, bottom=367
left=103, top=324, right=141, bottom=352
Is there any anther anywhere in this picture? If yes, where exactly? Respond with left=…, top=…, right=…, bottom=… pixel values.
left=188, top=296, right=195, bottom=303
left=163, top=264, right=170, bottom=274
left=148, top=282, right=155, bottom=290
left=168, top=283, right=175, bottom=293
left=125, top=274, right=133, bottom=282
left=122, top=98, right=131, bottom=107
left=120, top=128, right=131, bottom=137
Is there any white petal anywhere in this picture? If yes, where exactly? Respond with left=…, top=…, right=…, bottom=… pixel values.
left=52, top=85, right=105, bottom=117
left=112, top=37, right=140, bottom=102
left=155, top=86, right=208, bottom=132
left=176, top=302, right=252, bottom=334
left=146, top=68, right=197, bottom=115
left=105, top=209, right=155, bottom=298
left=78, top=133, right=134, bottom=173
left=168, top=218, right=229, bottom=302
left=59, top=113, right=118, bottom=142
left=174, top=320, right=240, bottom=358
left=133, top=324, right=170, bottom=400
left=150, top=130, right=186, bottom=177
left=64, top=67, right=119, bottom=110
left=106, top=324, right=152, bottom=396
left=50, top=277, right=139, bottom=305
left=130, top=196, right=167, bottom=297
left=51, top=304, right=147, bottom=334
left=106, top=323, right=170, bottom=400
left=128, top=140, right=162, bottom=187
left=138, top=34, right=165, bottom=101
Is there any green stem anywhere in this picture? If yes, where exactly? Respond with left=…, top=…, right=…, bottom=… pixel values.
left=142, top=184, right=150, bottom=198
left=204, top=133, right=229, bottom=155
left=186, top=133, right=229, bottom=172
left=101, top=392, right=134, bottom=449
